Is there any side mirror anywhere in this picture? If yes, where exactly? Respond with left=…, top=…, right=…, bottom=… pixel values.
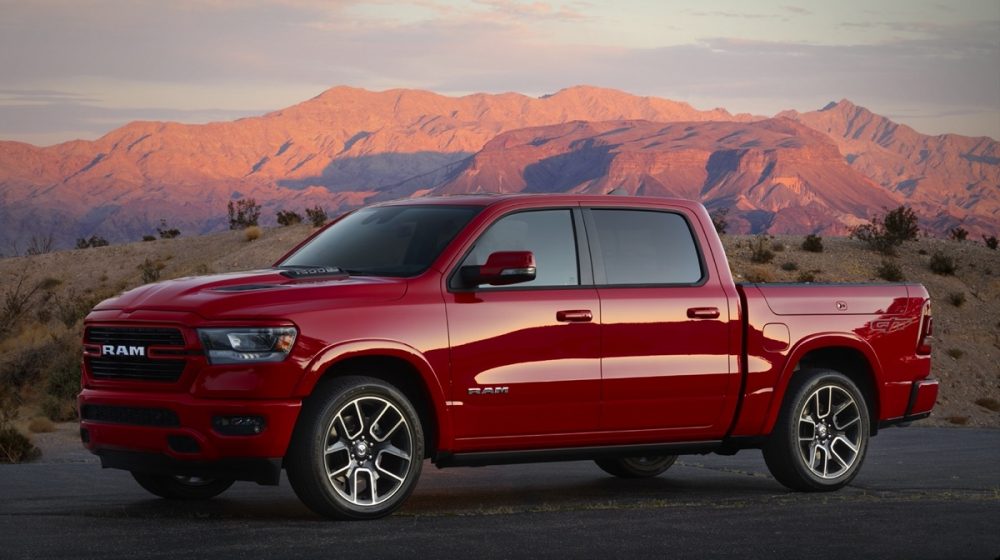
left=460, top=251, right=536, bottom=287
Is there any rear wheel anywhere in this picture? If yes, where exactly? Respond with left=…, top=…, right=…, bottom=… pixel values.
left=131, top=472, right=234, bottom=500
left=595, top=455, right=677, bottom=478
left=763, top=369, right=870, bottom=491
left=286, top=376, right=424, bottom=520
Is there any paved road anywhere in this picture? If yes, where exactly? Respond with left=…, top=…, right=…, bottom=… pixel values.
left=1, top=427, right=998, bottom=559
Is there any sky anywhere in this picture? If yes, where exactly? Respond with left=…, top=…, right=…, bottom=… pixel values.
left=1, top=0, right=998, bottom=146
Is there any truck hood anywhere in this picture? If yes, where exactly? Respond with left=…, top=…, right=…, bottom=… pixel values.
left=93, top=269, right=408, bottom=320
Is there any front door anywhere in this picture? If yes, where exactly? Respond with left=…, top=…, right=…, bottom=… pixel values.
left=445, top=208, right=600, bottom=447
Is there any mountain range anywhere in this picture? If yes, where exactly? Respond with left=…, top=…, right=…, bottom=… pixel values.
left=0, top=85, right=996, bottom=251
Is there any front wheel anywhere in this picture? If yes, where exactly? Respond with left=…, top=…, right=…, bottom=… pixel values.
left=131, top=473, right=234, bottom=500
left=763, top=370, right=870, bottom=491
left=595, top=455, right=677, bottom=478
left=286, top=376, right=424, bottom=520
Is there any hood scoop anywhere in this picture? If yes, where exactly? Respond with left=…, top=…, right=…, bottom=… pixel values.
left=211, top=284, right=282, bottom=292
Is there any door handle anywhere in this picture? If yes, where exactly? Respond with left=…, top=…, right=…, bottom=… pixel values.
left=557, top=310, right=593, bottom=323
left=687, top=307, right=720, bottom=319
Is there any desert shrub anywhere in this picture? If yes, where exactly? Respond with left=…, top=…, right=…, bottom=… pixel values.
left=26, top=234, right=54, bottom=256
left=0, top=389, right=38, bottom=463
left=0, top=427, right=36, bottom=463
left=949, top=227, right=968, bottom=242
left=306, top=205, right=328, bottom=227
left=929, top=252, right=957, bottom=275
left=917, top=248, right=928, bottom=255
left=710, top=208, right=728, bottom=235
left=876, top=260, right=904, bottom=282
left=194, top=263, right=211, bottom=275
left=1, top=273, right=48, bottom=337
left=53, top=289, right=99, bottom=328
left=743, top=268, right=774, bottom=283
left=945, top=348, right=964, bottom=359
left=276, top=210, right=303, bottom=226
left=947, top=292, right=966, bottom=307
left=975, top=398, right=1000, bottom=412
left=851, top=205, right=919, bottom=255
left=76, top=235, right=109, bottom=249
left=984, top=235, right=999, bottom=250
left=749, top=235, right=775, bottom=264
left=142, top=235, right=156, bottom=242
left=801, top=234, right=824, bottom=253
left=28, top=417, right=56, bottom=433
left=780, top=261, right=798, bottom=271
left=228, top=198, right=261, bottom=229
left=882, top=206, right=920, bottom=242
left=244, top=226, right=262, bottom=242
left=945, top=415, right=969, bottom=425
left=771, top=241, right=785, bottom=252
left=138, top=258, right=165, bottom=283
left=797, top=271, right=817, bottom=283
left=157, top=219, right=180, bottom=239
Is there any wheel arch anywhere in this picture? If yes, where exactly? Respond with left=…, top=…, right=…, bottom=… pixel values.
left=294, top=341, right=450, bottom=457
left=764, top=334, right=883, bottom=437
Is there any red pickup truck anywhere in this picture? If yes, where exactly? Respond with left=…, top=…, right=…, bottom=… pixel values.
left=79, top=194, right=938, bottom=519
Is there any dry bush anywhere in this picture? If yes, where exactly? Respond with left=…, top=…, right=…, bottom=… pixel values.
left=929, top=252, right=957, bottom=275
left=945, top=348, right=964, bottom=359
left=876, top=260, right=905, bottom=282
left=801, top=234, right=823, bottom=253
left=306, top=205, right=328, bottom=227
left=244, top=226, right=262, bottom=242
left=780, top=261, right=799, bottom=271
left=28, top=417, right=56, bottom=433
left=945, top=416, right=970, bottom=426
left=974, top=398, right=1000, bottom=412
left=0, top=388, right=38, bottom=463
left=947, top=292, right=966, bottom=307
left=749, top=235, right=775, bottom=264
left=138, top=258, right=166, bottom=283
left=797, top=270, right=818, bottom=283
left=744, top=268, right=774, bottom=283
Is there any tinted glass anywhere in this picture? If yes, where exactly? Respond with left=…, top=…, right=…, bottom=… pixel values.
left=281, top=205, right=480, bottom=277
left=461, top=210, right=579, bottom=288
left=591, top=209, right=703, bottom=285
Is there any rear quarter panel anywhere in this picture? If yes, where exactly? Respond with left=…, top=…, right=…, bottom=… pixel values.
left=732, top=283, right=931, bottom=437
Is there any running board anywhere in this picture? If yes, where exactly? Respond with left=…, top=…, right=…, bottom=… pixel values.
left=434, top=440, right=722, bottom=468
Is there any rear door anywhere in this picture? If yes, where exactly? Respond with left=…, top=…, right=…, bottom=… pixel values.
left=586, top=207, right=735, bottom=438
left=444, top=207, right=601, bottom=446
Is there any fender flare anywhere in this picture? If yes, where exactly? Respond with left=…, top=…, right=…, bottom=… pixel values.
left=293, top=339, right=452, bottom=450
left=761, top=333, right=884, bottom=435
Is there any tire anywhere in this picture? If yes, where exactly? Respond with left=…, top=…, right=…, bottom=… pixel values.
left=763, top=369, right=870, bottom=492
left=131, top=472, right=234, bottom=500
left=595, top=455, right=678, bottom=478
left=285, top=376, right=424, bottom=520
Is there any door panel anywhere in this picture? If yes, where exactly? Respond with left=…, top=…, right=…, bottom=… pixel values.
left=447, top=290, right=600, bottom=440
left=446, top=208, right=601, bottom=444
left=586, top=208, right=735, bottom=437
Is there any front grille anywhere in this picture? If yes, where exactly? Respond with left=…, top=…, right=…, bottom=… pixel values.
left=86, top=327, right=184, bottom=346
left=88, top=358, right=186, bottom=381
left=85, top=327, right=187, bottom=382
left=81, top=405, right=180, bottom=427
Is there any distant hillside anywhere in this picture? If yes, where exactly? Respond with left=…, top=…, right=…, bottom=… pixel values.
left=425, top=118, right=897, bottom=234
left=0, top=86, right=996, bottom=250
left=0, top=227, right=996, bottom=429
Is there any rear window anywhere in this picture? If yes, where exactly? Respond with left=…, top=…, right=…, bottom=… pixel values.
left=590, top=209, right=703, bottom=285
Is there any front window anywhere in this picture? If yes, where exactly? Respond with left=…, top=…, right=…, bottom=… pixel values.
left=279, top=205, right=481, bottom=277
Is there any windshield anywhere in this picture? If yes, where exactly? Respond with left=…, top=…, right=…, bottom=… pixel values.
left=279, top=205, right=482, bottom=277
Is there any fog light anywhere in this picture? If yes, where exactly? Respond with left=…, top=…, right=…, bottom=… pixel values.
left=213, top=415, right=266, bottom=436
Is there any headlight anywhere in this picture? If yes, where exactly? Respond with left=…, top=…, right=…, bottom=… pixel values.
left=198, top=327, right=297, bottom=364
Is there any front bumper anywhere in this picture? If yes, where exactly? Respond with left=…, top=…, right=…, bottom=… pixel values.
left=79, top=388, right=301, bottom=485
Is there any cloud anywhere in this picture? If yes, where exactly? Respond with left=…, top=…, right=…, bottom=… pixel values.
left=781, top=5, right=813, bottom=15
